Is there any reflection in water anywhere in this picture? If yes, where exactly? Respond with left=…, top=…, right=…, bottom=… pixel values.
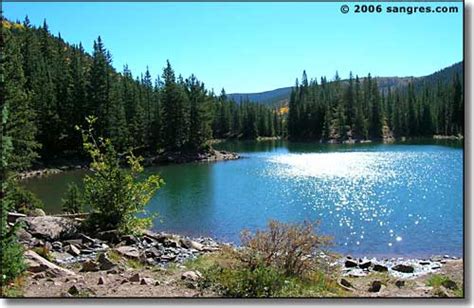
left=23, top=140, right=463, bottom=258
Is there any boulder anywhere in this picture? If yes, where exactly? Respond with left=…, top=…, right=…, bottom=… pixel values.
left=98, top=253, right=117, bottom=270
left=344, top=259, right=358, bottom=268
left=15, top=228, right=33, bottom=243
left=181, top=271, right=202, bottom=282
left=19, top=216, right=79, bottom=241
left=66, top=244, right=81, bottom=257
left=80, top=260, right=100, bottom=272
left=51, top=241, right=63, bottom=251
left=140, top=278, right=154, bottom=285
left=339, top=278, right=354, bottom=291
left=395, top=280, right=405, bottom=288
left=373, top=264, right=388, bottom=272
left=359, top=261, right=372, bottom=269
left=180, top=239, right=204, bottom=251
left=368, top=280, right=382, bottom=292
left=24, top=250, right=76, bottom=277
left=115, top=246, right=140, bottom=259
left=98, top=276, right=106, bottom=285
left=392, top=264, right=414, bottom=273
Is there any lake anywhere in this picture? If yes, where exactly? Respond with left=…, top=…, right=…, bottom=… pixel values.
left=23, top=140, right=463, bottom=258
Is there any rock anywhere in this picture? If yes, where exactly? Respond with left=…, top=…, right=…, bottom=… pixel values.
left=130, top=273, right=141, bottom=282
left=359, top=261, right=372, bottom=269
left=98, top=276, right=106, bottom=285
left=80, top=260, right=100, bottom=272
left=51, top=241, right=63, bottom=251
left=68, top=285, right=80, bottom=296
left=79, top=233, right=97, bottom=244
left=339, top=278, right=354, bottom=291
left=441, top=279, right=457, bottom=290
left=140, top=278, right=154, bottom=285
left=368, top=281, right=382, bottom=292
left=33, top=272, right=47, bottom=280
left=115, top=246, right=140, bottom=259
left=30, top=208, right=46, bottom=217
left=44, top=241, right=53, bottom=252
left=154, top=281, right=161, bottom=286
left=419, top=260, right=431, bottom=265
left=392, top=264, right=414, bottom=273
left=16, top=228, right=33, bottom=243
left=65, top=244, right=81, bottom=257
left=24, top=250, right=76, bottom=277
left=63, top=239, right=83, bottom=247
left=344, top=259, right=358, bottom=268
left=145, top=247, right=162, bottom=259
left=395, top=280, right=405, bottom=288
left=373, top=264, right=388, bottom=272
left=431, top=255, right=443, bottom=262
left=181, top=271, right=202, bottom=282
left=19, top=216, right=79, bottom=241
left=160, top=253, right=176, bottom=262
left=121, top=279, right=129, bottom=284
left=98, top=253, right=117, bottom=270
left=121, top=235, right=139, bottom=245
left=180, top=239, right=204, bottom=251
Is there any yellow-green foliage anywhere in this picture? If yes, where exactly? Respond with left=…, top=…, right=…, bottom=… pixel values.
left=186, top=221, right=340, bottom=298
left=78, top=116, right=164, bottom=235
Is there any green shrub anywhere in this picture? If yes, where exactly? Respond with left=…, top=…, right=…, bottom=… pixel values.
left=61, top=182, right=84, bottom=214
left=78, top=116, right=164, bottom=235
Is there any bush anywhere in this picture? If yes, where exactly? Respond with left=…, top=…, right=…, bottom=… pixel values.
left=188, top=221, right=337, bottom=298
left=1, top=181, right=26, bottom=286
left=78, top=116, right=164, bottom=235
left=239, top=220, right=332, bottom=277
left=61, top=182, right=84, bottom=214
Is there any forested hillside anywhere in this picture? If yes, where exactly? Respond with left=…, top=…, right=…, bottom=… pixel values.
left=2, top=17, right=282, bottom=170
left=287, top=67, right=463, bottom=142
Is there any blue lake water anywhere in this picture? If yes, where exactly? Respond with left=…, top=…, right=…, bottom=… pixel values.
left=24, top=140, right=463, bottom=258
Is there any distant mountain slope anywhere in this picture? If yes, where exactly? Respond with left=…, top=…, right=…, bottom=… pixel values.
left=228, top=62, right=463, bottom=105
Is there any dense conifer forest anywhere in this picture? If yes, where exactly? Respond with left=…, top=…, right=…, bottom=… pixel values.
left=287, top=67, right=463, bottom=142
left=2, top=16, right=463, bottom=172
left=2, top=17, right=282, bottom=170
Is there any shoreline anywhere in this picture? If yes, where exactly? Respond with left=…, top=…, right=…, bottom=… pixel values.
left=7, top=213, right=464, bottom=298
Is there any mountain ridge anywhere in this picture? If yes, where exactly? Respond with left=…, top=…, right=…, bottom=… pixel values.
left=228, top=61, right=463, bottom=106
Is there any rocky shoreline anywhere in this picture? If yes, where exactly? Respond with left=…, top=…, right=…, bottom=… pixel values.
left=7, top=213, right=462, bottom=297
left=17, top=149, right=239, bottom=181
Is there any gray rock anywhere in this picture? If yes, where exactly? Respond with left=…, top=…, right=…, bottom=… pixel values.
left=345, top=259, right=358, bottom=268
left=115, top=246, right=140, bottom=259
left=368, top=281, right=382, bottom=292
left=24, top=250, right=76, bottom=277
left=373, top=264, right=388, bottom=272
left=30, top=208, right=46, bottom=217
left=98, top=276, right=106, bottom=285
left=68, top=285, right=80, bottom=296
left=339, top=278, right=354, bottom=289
left=181, top=270, right=202, bottom=282
left=140, top=277, right=154, bottom=285
left=66, top=244, right=81, bottom=256
left=19, top=216, right=79, bottom=241
left=392, top=264, right=414, bottom=273
left=98, top=252, right=117, bottom=270
left=359, top=261, right=372, bottom=269
left=80, top=260, right=100, bottom=272
left=395, top=280, right=405, bottom=288
left=51, top=241, right=63, bottom=251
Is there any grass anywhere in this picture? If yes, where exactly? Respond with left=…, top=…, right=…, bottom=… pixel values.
left=1, top=276, right=26, bottom=297
left=426, top=274, right=463, bottom=298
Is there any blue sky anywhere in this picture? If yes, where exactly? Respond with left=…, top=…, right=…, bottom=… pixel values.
left=3, top=2, right=463, bottom=93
